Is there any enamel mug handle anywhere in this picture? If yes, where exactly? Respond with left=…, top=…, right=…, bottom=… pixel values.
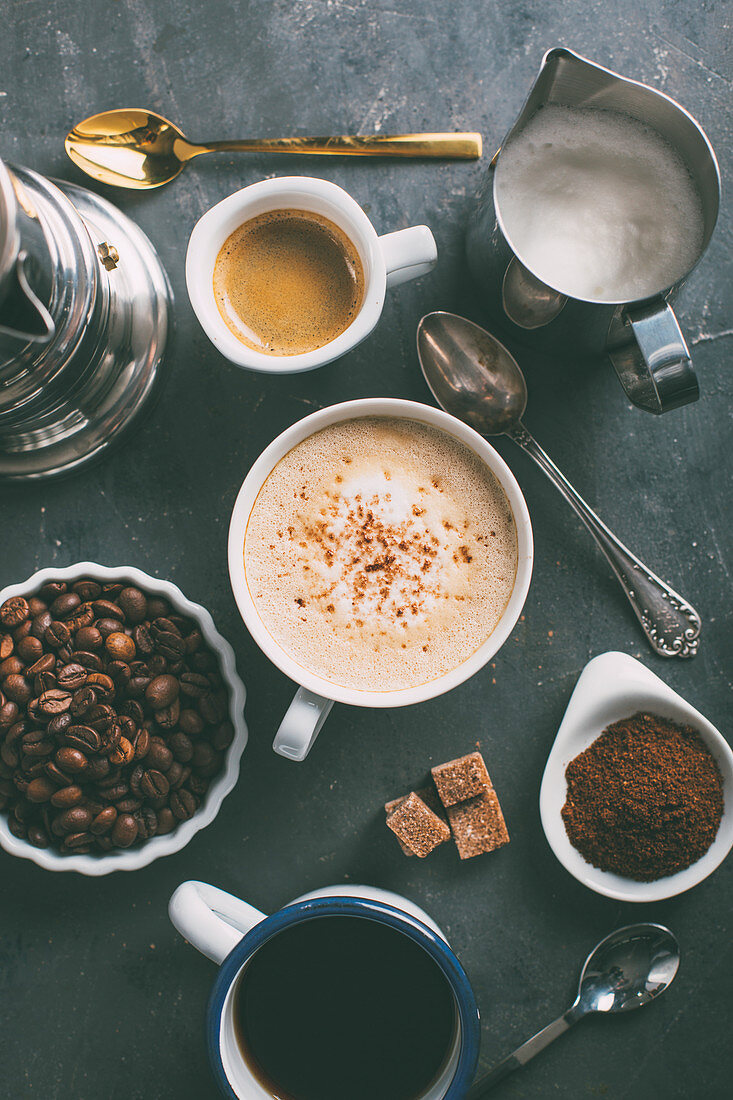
left=273, top=687, right=334, bottom=761
left=379, top=225, right=438, bottom=288
left=169, top=881, right=267, bottom=964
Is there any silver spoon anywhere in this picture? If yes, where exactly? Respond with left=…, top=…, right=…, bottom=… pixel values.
left=417, top=312, right=701, bottom=658
left=467, top=923, right=680, bottom=1096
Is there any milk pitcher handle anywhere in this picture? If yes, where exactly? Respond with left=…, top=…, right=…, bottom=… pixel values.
left=609, top=300, right=698, bottom=414
left=169, top=881, right=267, bottom=965
left=272, top=687, right=334, bottom=761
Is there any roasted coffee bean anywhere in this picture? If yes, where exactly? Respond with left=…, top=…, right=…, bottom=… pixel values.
left=134, top=806, right=158, bottom=839
left=40, top=582, right=66, bottom=601
left=90, top=806, right=117, bottom=834
left=169, top=732, right=194, bottom=763
left=192, top=741, right=216, bottom=771
left=119, top=588, right=147, bottom=624
left=129, top=764, right=145, bottom=797
left=55, top=805, right=93, bottom=834
left=111, top=814, right=138, bottom=848
left=63, top=832, right=93, bottom=851
left=132, top=623, right=154, bottom=655
left=55, top=746, right=88, bottom=774
left=147, top=654, right=169, bottom=678
left=73, top=579, right=102, bottom=601
left=108, top=661, right=132, bottom=689
left=85, top=672, right=114, bottom=699
left=100, top=781, right=129, bottom=804
left=95, top=617, right=123, bottom=639
left=156, top=807, right=176, bottom=835
left=70, top=686, right=97, bottom=718
left=47, top=712, right=72, bottom=738
left=33, top=670, right=58, bottom=697
left=155, top=700, right=180, bottom=731
left=86, top=756, right=111, bottom=782
left=179, top=672, right=209, bottom=698
left=184, top=628, right=203, bottom=655
left=38, top=689, right=72, bottom=717
left=8, top=816, right=27, bottom=839
left=92, top=599, right=125, bottom=622
left=26, top=776, right=56, bottom=802
left=116, top=797, right=142, bottom=813
left=95, top=835, right=114, bottom=851
left=69, top=651, right=103, bottom=674
left=44, top=762, right=72, bottom=787
left=88, top=703, right=116, bottom=731
left=64, top=725, right=102, bottom=754
left=17, top=635, right=43, bottom=663
left=0, top=634, right=14, bottom=660
left=21, top=730, right=54, bottom=757
left=127, top=675, right=151, bottom=698
left=109, top=737, right=134, bottom=766
left=75, top=625, right=103, bottom=651
left=155, top=631, right=184, bottom=662
left=30, top=610, right=52, bottom=640
left=170, top=788, right=197, bottom=821
left=213, top=722, right=235, bottom=751
left=105, top=632, right=136, bottom=662
left=145, top=737, right=173, bottom=772
left=0, top=655, right=24, bottom=678
left=145, top=674, right=179, bottom=710
left=50, top=592, right=81, bottom=620
left=132, top=727, right=150, bottom=761
left=45, top=621, right=70, bottom=648
left=120, top=699, right=145, bottom=726
left=3, top=674, right=32, bottom=705
left=165, top=761, right=186, bottom=791
left=28, top=824, right=50, bottom=848
left=26, top=653, right=56, bottom=677
left=187, top=773, right=210, bottom=797
left=0, top=699, right=19, bottom=729
left=65, top=603, right=95, bottom=632
left=0, top=597, right=30, bottom=627
left=140, top=769, right=169, bottom=801
left=199, top=692, right=226, bottom=725
left=50, top=784, right=84, bottom=809
left=56, top=663, right=88, bottom=691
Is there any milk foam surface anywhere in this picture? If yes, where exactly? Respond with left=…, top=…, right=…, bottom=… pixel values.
left=494, top=105, right=704, bottom=302
left=244, top=418, right=518, bottom=692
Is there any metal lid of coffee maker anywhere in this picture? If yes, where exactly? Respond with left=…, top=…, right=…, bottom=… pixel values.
left=0, top=159, right=20, bottom=303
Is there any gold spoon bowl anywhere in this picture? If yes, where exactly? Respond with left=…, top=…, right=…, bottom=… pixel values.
left=65, top=108, right=482, bottom=189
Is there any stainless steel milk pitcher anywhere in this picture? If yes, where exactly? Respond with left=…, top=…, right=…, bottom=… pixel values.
left=466, top=48, right=720, bottom=414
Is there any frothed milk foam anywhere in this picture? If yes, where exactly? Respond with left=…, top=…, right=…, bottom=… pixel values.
left=244, top=418, right=518, bottom=692
left=494, top=105, right=704, bottom=302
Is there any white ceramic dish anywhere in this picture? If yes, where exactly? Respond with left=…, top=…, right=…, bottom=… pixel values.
left=540, top=651, right=733, bottom=902
left=0, top=563, right=248, bottom=875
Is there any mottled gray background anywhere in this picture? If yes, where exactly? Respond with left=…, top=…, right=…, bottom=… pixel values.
left=1, top=1, right=731, bottom=1097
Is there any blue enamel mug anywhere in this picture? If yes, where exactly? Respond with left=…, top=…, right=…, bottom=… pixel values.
left=169, top=881, right=481, bottom=1099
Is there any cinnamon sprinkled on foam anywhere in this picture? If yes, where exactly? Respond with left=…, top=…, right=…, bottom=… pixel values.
left=244, top=418, right=518, bottom=691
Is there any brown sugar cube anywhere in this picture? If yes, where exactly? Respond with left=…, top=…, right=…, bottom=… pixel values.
left=447, top=789, right=510, bottom=860
left=432, top=751, right=492, bottom=808
left=385, top=786, right=448, bottom=856
left=387, top=791, right=451, bottom=858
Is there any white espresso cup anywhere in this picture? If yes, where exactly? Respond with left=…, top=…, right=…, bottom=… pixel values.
left=186, top=176, right=438, bottom=373
left=228, top=398, right=533, bottom=760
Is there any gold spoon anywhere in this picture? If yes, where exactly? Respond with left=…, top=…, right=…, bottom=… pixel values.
left=65, top=108, right=482, bottom=190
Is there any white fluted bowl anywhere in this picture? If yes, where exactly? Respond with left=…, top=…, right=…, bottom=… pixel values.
left=0, top=563, right=248, bottom=875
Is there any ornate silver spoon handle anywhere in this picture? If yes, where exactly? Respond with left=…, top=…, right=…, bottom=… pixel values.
left=507, top=423, right=701, bottom=658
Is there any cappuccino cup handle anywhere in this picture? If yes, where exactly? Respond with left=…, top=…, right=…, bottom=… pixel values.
left=608, top=300, right=699, bottom=414
left=169, top=881, right=267, bottom=965
left=273, top=687, right=334, bottom=761
left=379, top=226, right=438, bottom=288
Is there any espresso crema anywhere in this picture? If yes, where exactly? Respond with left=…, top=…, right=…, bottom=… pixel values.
left=243, top=417, right=518, bottom=692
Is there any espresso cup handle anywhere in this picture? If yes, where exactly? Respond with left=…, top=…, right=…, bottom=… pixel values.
left=379, top=226, right=438, bottom=288
left=169, top=880, right=267, bottom=965
left=272, top=687, right=334, bottom=761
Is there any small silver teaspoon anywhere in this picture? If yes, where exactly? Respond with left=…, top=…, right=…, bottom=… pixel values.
left=417, top=312, right=701, bottom=658
left=467, top=923, right=680, bottom=1095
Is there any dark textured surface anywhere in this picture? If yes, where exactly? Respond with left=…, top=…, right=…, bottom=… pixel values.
left=1, top=1, right=731, bottom=1097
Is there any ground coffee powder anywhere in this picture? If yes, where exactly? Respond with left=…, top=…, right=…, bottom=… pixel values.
left=561, top=711, right=724, bottom=881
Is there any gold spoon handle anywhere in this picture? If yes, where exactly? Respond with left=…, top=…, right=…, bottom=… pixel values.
left=182, top=132, right=482, bottom=160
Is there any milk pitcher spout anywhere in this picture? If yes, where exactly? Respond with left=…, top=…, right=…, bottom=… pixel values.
left=466, top=48, right=721, bottom=414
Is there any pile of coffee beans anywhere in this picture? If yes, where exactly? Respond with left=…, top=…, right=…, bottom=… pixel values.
left=0, top=578, right=234, bottom=855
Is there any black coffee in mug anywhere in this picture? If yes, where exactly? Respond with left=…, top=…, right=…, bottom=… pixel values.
left=233, top=915, right=457, bottom=1100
